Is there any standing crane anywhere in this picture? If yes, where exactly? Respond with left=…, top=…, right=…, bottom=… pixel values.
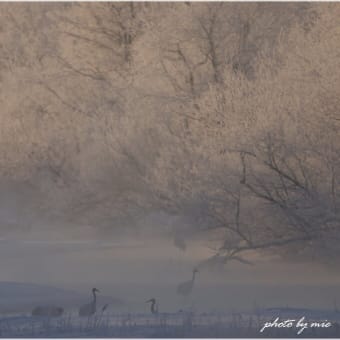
left=79, top=287, right=99, bottom=317
left=177, top=268, right=199, bottom=296
left=146, top=298, right=158, bottom=314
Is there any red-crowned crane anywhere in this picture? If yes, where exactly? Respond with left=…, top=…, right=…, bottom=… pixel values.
left=177, top=268, right=199, bottom=296
left=79, top=287, right=99, bottom=317
left=146, top=298, right=158, bottom=314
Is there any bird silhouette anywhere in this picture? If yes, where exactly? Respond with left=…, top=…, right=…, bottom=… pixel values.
left=146, top=298, right=158, bottom=314
left=79, top=287, right=99, bottom=317
left=177, top=268, right=198, bottom=296
left=32, top=305, right=63, bottom=317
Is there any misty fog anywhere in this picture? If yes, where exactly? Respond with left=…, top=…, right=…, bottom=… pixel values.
left=0, top=2, right=339, bottom=318
left=2, top=230, right=340, bottom=313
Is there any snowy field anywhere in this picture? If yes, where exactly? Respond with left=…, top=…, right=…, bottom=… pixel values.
left=1, top=310, right=340, bottom=338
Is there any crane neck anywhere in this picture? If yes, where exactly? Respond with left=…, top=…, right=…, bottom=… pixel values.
left=151, top=301, right=158, bottom=314
left=92, top=290, right=97, bottom=304
left=192, top=271, right=197, bottom=282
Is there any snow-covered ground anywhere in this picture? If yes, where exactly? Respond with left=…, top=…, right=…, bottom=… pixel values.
left=1, top=309, right=340, bottom=338
left=1, top=281, right=340, bottom=337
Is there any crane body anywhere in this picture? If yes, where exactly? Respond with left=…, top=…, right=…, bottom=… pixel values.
left=146, top=298, right=158, bottom=314
left=32, top=305, right=63, bottom=317
left=177, top=268, right=199, bottom=296
left=79, top=288, right=99, bottom=317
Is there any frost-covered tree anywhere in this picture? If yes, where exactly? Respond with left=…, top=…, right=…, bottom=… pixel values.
left=0, top=3, right=338, bottom=264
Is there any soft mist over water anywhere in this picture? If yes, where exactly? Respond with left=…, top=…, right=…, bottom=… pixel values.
left=1, top=234, right=340, bottom=313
